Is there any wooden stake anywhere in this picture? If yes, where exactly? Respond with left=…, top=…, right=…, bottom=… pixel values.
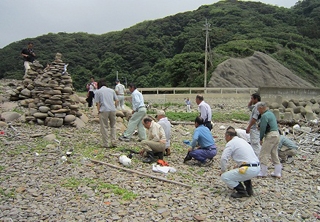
left=90, top=159, right=192, bottom=189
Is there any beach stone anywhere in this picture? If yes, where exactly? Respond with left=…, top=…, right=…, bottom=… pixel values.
left=64, top=115, right=76, bottom=123
left=55, top=113, right=66, bottom=118
left=43, top=134, right=56, bottom=141
left=74, top=117, right=85, bottom=128
left=46, top=118, right=64, bottom=127
left=1, top=112, right=21, bottom=122
left=21, top=88, right=31, bottom=97
left=79, top=114, right=89, bottom=123
left=0, top=121, right=7, bottom=127
left=62, top=87, right=72, bottom=93
left=33, top=112, right=48, bottom=118
left=39, top=106, right=50, bottom=113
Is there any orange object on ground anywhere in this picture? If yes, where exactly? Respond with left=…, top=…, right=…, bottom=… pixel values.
left=157, top=160, right=169, bottom=166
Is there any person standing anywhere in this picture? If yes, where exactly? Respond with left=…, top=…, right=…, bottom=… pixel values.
left=183, top=116, right=217, bottom=165
left=220, top=127, right=260, bottom=198
left=21, top=42, right=36, bottom=75
left=95, top=79, right=119, bottom=148
left=185, top=98, right=191, bottom=113
left=115, top=79, right=126, bottom=110
left=86, top=76, right=97, bottom=108
left=256, top=102, right=281, bottom=178
left=140, top=118, right=167, bottom=163
left=156, top=110, right=171, bottom=156
left=119, top=83, right=147, bottom=142
left=195, top=95, right=212, bottom=131
left=246, top=93, right=261, bottom=157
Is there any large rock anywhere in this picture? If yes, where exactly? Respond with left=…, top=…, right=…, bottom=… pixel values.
left=1, top=112, right=21, bottom=122
left=208, top=51, right=313, bottom=87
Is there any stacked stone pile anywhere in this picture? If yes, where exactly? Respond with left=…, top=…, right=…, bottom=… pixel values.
left=267, top=96, right=320, bottom=121
left=9, top=53, right=83, bottom=127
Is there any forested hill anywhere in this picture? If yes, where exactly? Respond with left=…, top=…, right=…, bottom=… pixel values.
left=0, top=0, right=320, bottom=91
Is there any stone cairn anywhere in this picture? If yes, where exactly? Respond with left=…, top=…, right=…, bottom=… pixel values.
left=9, top=53, right=82, bottom=127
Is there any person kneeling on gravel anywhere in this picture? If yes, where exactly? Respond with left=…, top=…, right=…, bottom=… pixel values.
left=139, top=117, right=167, bottom=163
left=278, top=130, right=298, bottom=163
left=220, top=127, right=260, bottom=198
left=183, top=116, right=217, bottom=166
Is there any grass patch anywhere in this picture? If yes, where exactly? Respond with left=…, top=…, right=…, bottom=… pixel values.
left=0, top=188, right=15, bottom=199
left=165, top=111, right=249, bottom=122
left=60, top=178, right=138, bottom=200
left=11, top=108, right=24, bottom=114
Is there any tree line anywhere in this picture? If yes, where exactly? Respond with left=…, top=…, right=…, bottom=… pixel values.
left=0, top=0, right=319, bottom=91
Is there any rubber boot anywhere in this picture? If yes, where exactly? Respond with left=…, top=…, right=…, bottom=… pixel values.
left=183, top=152, right=192, bottom=163
left=143, top=151, right=155, bottom=163
left=271, top=164, right=282, bottom=178
left=244, top=180, right=253, bottom=196
left=257, top=164, right=268, bottom=177
left=231, top=182, right=249, bottom=198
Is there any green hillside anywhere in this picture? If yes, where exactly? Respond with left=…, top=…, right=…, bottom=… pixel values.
left=0, top=0, right=320, bottom=91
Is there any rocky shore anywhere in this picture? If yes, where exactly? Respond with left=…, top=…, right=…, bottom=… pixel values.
left=0, top=80, right=319, bottom=221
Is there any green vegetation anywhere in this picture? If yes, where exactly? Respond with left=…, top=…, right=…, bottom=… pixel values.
left=165, top=111, right=249, bottom=122
left=61, top=178, right=138, bottom=200
left=1, top=0, right=320, bottom=89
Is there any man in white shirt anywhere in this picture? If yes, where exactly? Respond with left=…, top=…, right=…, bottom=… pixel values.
left=95, top=79, right=119, bottom=148
left=220, top=126, right=260, bottom=198
left=196, top=95, right=212, bottom=130
left=115, top=79, right=126, bottom=110
left=156, top=110, right=171, bottom=156
left=246, top=93, right=261, bottom=157
left=119, top=83, right=147, bottom=142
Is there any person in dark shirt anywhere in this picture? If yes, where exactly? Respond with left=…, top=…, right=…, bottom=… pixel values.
left=21, top=42, right=36, bottom=75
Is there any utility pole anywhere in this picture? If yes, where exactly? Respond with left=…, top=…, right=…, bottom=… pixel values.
left=116, top=71, right=118, bottom=80
left=203, top=19, right=211, bottom=93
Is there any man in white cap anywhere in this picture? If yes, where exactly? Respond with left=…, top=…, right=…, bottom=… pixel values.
left=156, top=110, right=171, bottom=156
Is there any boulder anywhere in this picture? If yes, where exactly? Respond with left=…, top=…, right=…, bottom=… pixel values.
left=1, top=112, right=21, bottom=122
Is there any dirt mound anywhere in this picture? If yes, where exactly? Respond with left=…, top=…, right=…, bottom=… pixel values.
left=208, top=51, right=313, bottom=88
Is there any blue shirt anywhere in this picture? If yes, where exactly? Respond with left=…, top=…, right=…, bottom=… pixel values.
left=131, top=89, right=145, bottom=111
left=278, top=135, right=298, bottom=150
left=191, top=125, right=215, bottom=150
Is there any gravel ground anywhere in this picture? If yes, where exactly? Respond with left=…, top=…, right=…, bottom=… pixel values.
left=0, top=80, right=319, bottom=221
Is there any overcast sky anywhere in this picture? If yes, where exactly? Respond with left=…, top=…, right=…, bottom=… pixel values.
left=0, top=0, right=298, bottom=48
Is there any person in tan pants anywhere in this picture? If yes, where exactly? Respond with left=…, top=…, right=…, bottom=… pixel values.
left=139, top=117, right=166, bottom=163
left=256, top=102, right=281, bottom=178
